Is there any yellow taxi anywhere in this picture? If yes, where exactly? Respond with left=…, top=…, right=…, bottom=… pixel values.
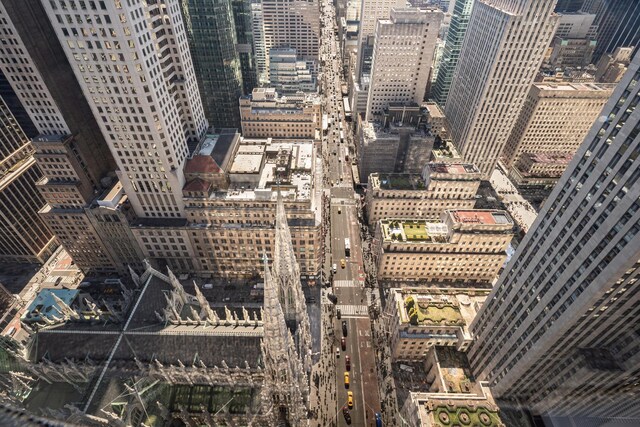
left=344, top=372, right=350, bottom=388
left=340, top=258, right=346, bottom=268
left=347, top=391, right=354, bottom=408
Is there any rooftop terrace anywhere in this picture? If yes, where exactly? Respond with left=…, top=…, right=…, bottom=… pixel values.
left=426, top=162, right=480, bottom=176
left=404, top=295, right=463, bottom=327
left=380, top=219, right=449, bottom=243
left=375, top=173, right=425, bottom=190
left=450, top=210, right=512, bottom=226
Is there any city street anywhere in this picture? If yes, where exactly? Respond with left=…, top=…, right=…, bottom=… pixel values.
left=314, top=0, right=382, bottom=425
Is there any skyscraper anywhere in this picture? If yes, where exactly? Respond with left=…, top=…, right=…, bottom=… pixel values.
left=268, top=48, right=316, bottom=95
left=355, top=0, right=405, bottom=80
left=445, top=0, right=558, bottom=177
left=0, top=0, right=114, bottom=188
left=41, top=0, right=208, bottom=219
left=365, top=8, right=443, bottom=120
left=555, top=0, right=585, bottom=12
left=469, top=52, right=640, bottom=419
left=502, top=82, right=613, bottom=171
left=431, top=0, right=475, bottom=108
left=261, top=0, right=320, bottom=63
left=181, top=0, right=244, bottom=129
left=0, top=70, right=37, bottom=139
left=232, top=0, right=259, bottom=94
left=592, top=0, right=640, bottom=64
left=0, top=98, right=57, bottom=264
left=251, top=2, right=268, bottom=84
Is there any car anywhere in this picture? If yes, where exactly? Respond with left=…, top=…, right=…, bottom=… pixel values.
left=340, top=258, right=346, bottom=268
left=332, top=263, right=337, bottom=273
left=345, top=355, right=351, bottom=370
left=337, top=207, right=341, bottom=214
left=336, top=308, right=341, bottom=319
left=343, top=407, right=352, bottom=424
left=336, top=348, right=340, bottom=357
left=347, top=391, right=354, bottom=408
left=375, top=413, right=383, bottom=427
left=341, top=337, right=346, bottom=350
left=344, top=372, right=349, bottom=387
left=342, top=320, right=347, bottom=336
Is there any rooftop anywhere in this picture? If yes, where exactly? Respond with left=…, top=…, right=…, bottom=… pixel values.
left=534, top=82, right=613, bottom=92
left=426, top=162, right=481, bottom=176
left=391, top=288, right=487, bottom=330
left=380, top=219, right=449, bottom=243
left=96, top=180, right=127, bottom=209
left=450, top=210, right=512, bottom=226
left=374, top=173, right=426, bottom=190
left=21, top=288, right=79, bottom=324
left=397, top=348, right=505, bottom=426
left=522, top=151, right=573, bottom=165
left=380, top=211, right=512, bottom=243
left=223, top=139, right=314, bottom=201
left=423, top=102, right=445, bottom=118
left=431, top=139, right=462, bottom=162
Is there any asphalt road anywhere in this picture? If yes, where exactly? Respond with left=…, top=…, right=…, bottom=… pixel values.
left=318, top=0, right=382, bottom=425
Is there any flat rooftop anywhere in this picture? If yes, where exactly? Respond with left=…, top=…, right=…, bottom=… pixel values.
left=534, top=82, right=612, bottom=92
left=380, top=219, right=449, bottom=243
left=375, top=173, right=425, bottom=190
left=423, top=102, right=445, bottom=118
left=450, top=210, right=512, bottom=226
left=224, top=139, right=314, bottom=201
left=392, top=289, right=488, bottom=329
left=426, top=162, right=481, bottom=176
left=523, top=151, right=573, bottom=164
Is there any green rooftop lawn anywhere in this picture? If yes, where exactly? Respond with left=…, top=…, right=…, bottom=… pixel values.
left=403, top=222, right=428, bottom=240
left=433, top=405, right=503, bottom=427
left=379, top=174, right=425, bottom=190
left=405, top=296, right=464, bottom=326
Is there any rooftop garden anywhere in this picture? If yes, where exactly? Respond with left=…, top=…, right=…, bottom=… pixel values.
left=403, top=222, right=428, bottom=241
left=404, top=296, right=464, bottom=327
left=432, top=404, right=503, bottom=427
left=378, top=173, right=426, bottom=190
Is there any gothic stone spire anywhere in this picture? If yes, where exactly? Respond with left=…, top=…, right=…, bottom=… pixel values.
left=261, top=254, right=309, bottom=425
left=273, top=191, right=313, bottom=374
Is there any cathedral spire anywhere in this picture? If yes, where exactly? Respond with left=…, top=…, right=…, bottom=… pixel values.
left=261, top=254, right=309, bottom=425
left=273, top=191, right=313, bottom=374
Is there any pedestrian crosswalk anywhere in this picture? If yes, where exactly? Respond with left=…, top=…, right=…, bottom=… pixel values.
left=337, top=304, right=369, bottom=317
left=334, top=279, right=357, bottom=288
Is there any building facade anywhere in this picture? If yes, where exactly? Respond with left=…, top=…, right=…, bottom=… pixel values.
left=240, top=88, right=321, bottom=139
left=445, top=0, right=558, bottom=177
left=592, top=0, right=640, bottom=64
left=357, top=118, right=435, bottom=182
left=0, top=99, right=57, bottom=264
left=366, top=162, right=481, bottom=225
left=231, top=0, right=259, bottom=95
left=251, top=2, right=268, bottom=84
left=181, top=0, right=244, bottom=129
left=373, top=210, right=513, bottom=284
left=355, top=0, right=405, bottom=80
left=365, top=8, right=443, bottom=120
left=132, top=137, right=321, bottom=278
left=502, top=82, right=613, bottom=173
left=268, top=48, right=316, bottom=95
left=431, top=0, right=475, bottom=108
left=42, top=0, right=208, bottom=219
left=386, top=288, right=488, bottom=360
left=261, top=0, right=320, bottom=63
left=0, top=0, right=115, bottom=187
left=469, top=53, right=640, bottom=419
